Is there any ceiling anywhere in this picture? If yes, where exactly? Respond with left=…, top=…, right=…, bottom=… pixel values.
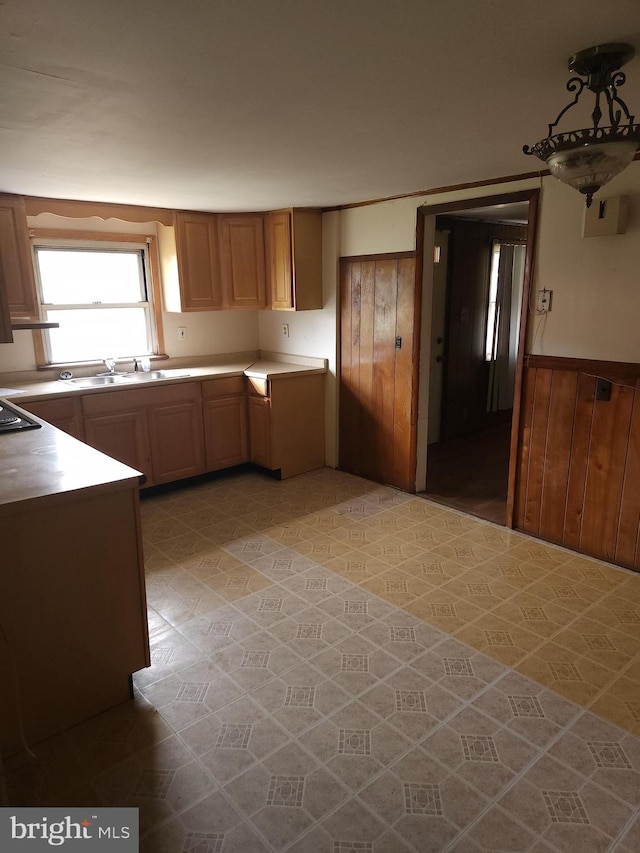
left=1, top=0, right=639, bottom=212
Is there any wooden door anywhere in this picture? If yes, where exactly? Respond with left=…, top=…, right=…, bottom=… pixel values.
left=219, top=214, right=267, bottom=308
left=148, top=401, right=205, bottom=483
left=203, top=396, right=248, bottom=470
left=339, top=253, right=418, bottom=492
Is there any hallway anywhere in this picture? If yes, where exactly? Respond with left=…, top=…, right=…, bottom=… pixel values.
left=423, top=422, right=512, bottom=525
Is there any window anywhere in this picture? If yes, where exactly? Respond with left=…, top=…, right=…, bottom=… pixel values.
left=484, top=240, right=526, bottom=362
left=32, top=235, right=163, bottom=365
left=485, top=242, right=502, bottom=362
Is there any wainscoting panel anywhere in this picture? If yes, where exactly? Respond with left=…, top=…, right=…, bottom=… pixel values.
left=515, top=356, right=640, bottom=570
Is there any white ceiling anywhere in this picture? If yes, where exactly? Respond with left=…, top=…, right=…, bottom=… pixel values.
left=1, top=0, right=639, bottom=212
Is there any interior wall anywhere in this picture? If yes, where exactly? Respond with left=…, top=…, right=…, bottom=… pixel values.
left=532, top=168, right=640, bottom=361
left=333, top=163, right=640, bottom=363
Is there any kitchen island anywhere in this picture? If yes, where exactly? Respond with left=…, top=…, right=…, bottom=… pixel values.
left=0, top=411, right=149, bottom=757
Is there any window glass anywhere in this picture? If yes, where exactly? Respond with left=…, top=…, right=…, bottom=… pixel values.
left=37, top=249, right=145, bottom=304
left=45, top=308, right=151, bottom=363
left=34, top=242, right=155, bottom=365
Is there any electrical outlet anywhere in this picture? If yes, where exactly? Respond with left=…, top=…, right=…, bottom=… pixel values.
left=282, top=324, right=289, bottom=338
left=536, top=289, right=552, bottom=313
left=178, top=326, right=187, bottom=341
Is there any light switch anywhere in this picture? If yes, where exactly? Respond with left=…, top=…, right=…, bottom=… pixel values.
left=537, top=289, right=552, bottom=313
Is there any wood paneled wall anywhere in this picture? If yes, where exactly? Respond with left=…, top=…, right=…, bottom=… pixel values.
left=514, top=355, right=640, bottom=570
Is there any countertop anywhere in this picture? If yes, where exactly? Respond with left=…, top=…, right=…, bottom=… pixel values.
left=0, top=353, right=328, bottom=402
left=0, top=416, right=143, bottom=515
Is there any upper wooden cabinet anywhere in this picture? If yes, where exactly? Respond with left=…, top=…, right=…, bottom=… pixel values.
left=218, top=214, right=267, bottom=309
left=0, top=196, right=39, bottom=337
left=267, top=209, right=322, bottom=311
left=173, top=211, right=223, bottom=311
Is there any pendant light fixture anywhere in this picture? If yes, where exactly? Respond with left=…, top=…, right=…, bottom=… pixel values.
left=524, top=43, right=640, bottom=207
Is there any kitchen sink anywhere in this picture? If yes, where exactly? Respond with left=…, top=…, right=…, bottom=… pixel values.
left=63, top=370, right=190, bottom=388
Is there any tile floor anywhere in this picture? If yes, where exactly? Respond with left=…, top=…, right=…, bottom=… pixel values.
left=4, top=467, right=640, bottom=852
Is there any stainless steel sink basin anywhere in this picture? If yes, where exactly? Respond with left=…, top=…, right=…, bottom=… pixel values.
left=122, top=370, right=188, bottom=382
left=65, top=375, right=125, bottom=387
left=63, top=370, right=190, bottom=388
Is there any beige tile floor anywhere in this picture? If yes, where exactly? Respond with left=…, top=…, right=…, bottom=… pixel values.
left=4, top=467, right=640, bottom=852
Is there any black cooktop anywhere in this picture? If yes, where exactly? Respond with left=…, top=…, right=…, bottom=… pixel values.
left=0, top=400, right=42, bottom=433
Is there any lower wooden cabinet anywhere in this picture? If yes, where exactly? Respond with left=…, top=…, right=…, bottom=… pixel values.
left=148, top=400, right=205, bottom=483
left=247, top=394, right=272, bottom=468
left=21, top=371, right=325, bottom=487
left=81, top=382, right=205, bottom=487
left=247, top=374, right=325, bottom=478
left=84, top=409, right=152, bottom=484
left=204, top=396, right=248, bottom=469
left=20, top=396, right=85, bottom=441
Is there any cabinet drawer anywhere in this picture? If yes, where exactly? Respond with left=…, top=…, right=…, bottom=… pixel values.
left=246, top=377, right=269, bottom=398
left=21, top=396, right=84, bottom=441
left=82, top=381, right=202, bottom=416
left=22, top=396, right=79, bottom=422
left=202, top=376, right=245, bottom=399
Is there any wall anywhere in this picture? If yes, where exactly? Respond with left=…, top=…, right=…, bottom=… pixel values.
left=331, top=162, right=640, bottom=363
left=516, top=358, right=640, bottom=569
left=532, top=169, right=640, bottom=361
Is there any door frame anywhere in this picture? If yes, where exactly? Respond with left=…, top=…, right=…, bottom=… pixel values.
left=415, top=188, right=540, bottom=527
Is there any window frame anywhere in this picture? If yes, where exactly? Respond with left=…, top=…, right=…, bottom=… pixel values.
left=30, top=229, right=166, bottom=368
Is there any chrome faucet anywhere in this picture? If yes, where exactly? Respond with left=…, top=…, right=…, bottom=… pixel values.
left=103, top=358, right=117, bottom=375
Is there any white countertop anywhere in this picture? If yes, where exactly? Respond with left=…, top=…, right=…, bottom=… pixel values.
left=0, top=354, right=327, bottom=402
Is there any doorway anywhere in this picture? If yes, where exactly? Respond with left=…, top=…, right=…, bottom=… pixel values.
left=419, top=190, right=538, bottom=526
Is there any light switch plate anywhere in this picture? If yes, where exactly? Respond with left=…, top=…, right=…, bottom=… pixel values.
left=537, top=289, right=552, bottom=313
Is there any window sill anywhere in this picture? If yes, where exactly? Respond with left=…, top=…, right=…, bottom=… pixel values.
left=36, top=353, right=169, bottom=371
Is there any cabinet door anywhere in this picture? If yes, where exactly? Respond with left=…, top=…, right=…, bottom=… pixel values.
left=21, top=397, right=85, bottom=441
left=0, top=196, right=39, bottom=321
left=84, top=411, right=152, bottom=483
left=0, top=263, right=12, bottom=343
left=267, top=209, right=322, bottom=311
left=148, top=401, right=205, bottom=483
left=247, top=395, right=273, bottom=469
left=174, top=212, right=223, bottom=310
left=203, top=396, right=248, bottom=470
left=219, top=215, right=267, bottom=309
left=267, top=211, right=293, bottom=310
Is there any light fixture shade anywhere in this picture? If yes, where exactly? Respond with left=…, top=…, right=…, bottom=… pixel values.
left=523, top=44, right=640, bottom=207
left=546, top=139, right=638, bottom=201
